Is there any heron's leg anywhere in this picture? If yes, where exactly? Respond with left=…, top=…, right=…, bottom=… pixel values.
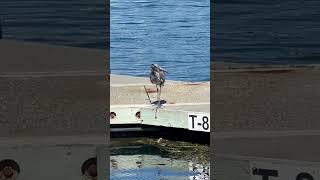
left=155, top=106, right=158, bottom=119
left=152, top=85, right=159, bottom=108
left=158, top=85, right=162, bottom=107
left=156, top=85, right=160, bottom=105
left=154, top=85, right=159, bottom=118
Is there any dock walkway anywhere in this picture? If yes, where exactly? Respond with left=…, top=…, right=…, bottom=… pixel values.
left=213, top=63, right=320, bottom=180
left=0, top=40, right=108, bottom=180
left=110, top=74, right=210, bottom=136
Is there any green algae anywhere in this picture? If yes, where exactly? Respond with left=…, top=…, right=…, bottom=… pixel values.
left=116, top=137, right=210, bottom=165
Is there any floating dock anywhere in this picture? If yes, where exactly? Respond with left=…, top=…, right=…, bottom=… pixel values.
left=110, top=74, right=210, bottom=143
left=0, top=40, right=108, bottom=180
left=213, top=62, right=320, bottom=180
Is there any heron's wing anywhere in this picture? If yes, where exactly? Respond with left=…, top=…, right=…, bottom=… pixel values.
left=159, top=71, right=166, bottom=85
left=155, top=71, right=161, bottom=81
left=150, top=69, right=166, bottom=86
left=150, top=71, right=161, bottom=85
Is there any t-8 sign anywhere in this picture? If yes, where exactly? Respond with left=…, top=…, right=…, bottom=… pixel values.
left=188, top=112, right=210, bottom=132
left=251, top=160, right=320, bottom=180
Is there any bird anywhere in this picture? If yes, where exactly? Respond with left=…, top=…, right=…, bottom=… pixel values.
left=149, top=64, right=167, bottom=108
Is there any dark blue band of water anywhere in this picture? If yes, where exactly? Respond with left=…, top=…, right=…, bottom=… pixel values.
left=1, top=0, right=210, bottom=82
left=0, top=0, right=108, bottom=49
left=111, top=0, right=210, bottom=82
left=215, top=0, right=320, bottom=65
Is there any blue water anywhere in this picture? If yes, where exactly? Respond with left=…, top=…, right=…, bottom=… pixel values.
left=0, top=0, right=107, bottom=49
left=111, top=0, right=210, bottom=82
left=1, top=0, right=210, bottom=82
left=110, top=144, right=210, bottom=180
left=2, top=1, right=320, bottom=80
left=216, top=0, right=320, bottom=64
left=111, top=163, right=203, bottom=180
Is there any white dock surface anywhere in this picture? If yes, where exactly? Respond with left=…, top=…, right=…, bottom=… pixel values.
left=0, top=40, right=108, bottom=180
left=213, top=63, right=320, bottom=180
left=110, top=74, right=210, bottom=131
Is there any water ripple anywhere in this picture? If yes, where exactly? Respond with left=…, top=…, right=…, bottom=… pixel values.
left=111, top=0, right=210, bottom=82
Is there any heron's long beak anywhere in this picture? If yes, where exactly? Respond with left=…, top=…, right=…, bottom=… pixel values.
left=160, top=68, right=168, bottom=73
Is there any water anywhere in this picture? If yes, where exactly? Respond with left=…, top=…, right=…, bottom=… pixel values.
left=111, top=154, right=208, bottom=180
left=2, top=1, right=320, bottom=78
left=216, top=0, right=320, bottom=64
left=110, top=138, right=210, bottom=180
left=1, top=0, right=209, bottom=82
left=0, top=0, right=107, bottom=49
left=111, top=0, right=210, bottom=82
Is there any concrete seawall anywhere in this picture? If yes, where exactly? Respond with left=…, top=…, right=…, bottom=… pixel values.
left=110, top=74, right=210, bottom=138
left=213, top=62, right=320, bottom=131
left=0, top=40, right=108, bottom=137
left=212, top=62, right=320, bottom=179
left=0, top=75, right=107, bottom=136
left=0, top=40, right=108, bottom=180
left=111, top=74, right=209, bottom=110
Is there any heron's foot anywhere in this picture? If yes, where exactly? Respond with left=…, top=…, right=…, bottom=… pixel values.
left=151, top=104, right=158, bottom=110
left=152, top=106, right=161, bottom=111
left=157, top=103, right=164, bottom=109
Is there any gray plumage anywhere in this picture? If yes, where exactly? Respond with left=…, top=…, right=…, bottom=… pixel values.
left=149, top=64, right=167, bottom=108
left=150, top=64, right=166, bottom=86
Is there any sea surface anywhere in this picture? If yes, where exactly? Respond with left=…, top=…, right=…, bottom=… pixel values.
left=215, top=0, right=320, bottom=64
left=0, top=0, right=210, bottom=82
left=110, top=138, right=210, bottom=180
left=0, top=0, right=108, bottom=49
left=111, top=0, right=210, bottom=82
left=2, top=1, right=320, bottom=80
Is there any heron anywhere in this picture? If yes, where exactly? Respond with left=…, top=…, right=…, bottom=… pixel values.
left=149, top=64, right=167, bottom=108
